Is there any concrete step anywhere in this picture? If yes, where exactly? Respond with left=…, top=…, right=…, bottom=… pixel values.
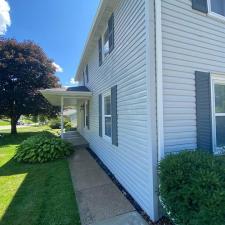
left=64, top=136, right=84, bottom=140
left=63, top=131, right=88, bottom=147
left=63, top=134, right=81, bottom=138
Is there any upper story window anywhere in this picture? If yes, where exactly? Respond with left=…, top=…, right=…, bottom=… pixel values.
left=108, top=14, right=114, bottom=53
left=98, top=13, right=114, bottom=66
left=104, top=27, right=110, bottom=57
left=208, top=0, right=225, bottom=18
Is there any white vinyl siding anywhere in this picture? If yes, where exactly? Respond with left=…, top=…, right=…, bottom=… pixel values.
left=77, top=0, right=155, bottom=219
left=162, top=0, right=225, bottom=153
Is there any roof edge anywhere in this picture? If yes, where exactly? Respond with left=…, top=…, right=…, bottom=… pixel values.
left=74, top=0, right=116, bottom=81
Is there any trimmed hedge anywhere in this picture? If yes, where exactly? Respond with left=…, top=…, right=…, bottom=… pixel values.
left=159, top=151, right=225, bottom=225
left=14, top=133, right=73, bottom=163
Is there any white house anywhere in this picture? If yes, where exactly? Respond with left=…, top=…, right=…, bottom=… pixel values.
left=41, top=0, right=225, bottom=221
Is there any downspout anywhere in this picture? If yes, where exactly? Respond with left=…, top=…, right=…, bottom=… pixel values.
left=155, top=0, right=164, bottom=160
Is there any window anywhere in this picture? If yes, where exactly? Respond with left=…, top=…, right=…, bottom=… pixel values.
left=98, top=13, right=114, bottom=66
left=103, top=28, right=110, bottom=57
left=108, top=13, right=114, bottom=53
left=212, top=77, right=225, bottom=153
left=103, top=93, right=112, bottom=139
left=208, top=0, right=225, bottom=18
left=85, top=65, right=89, bottom=83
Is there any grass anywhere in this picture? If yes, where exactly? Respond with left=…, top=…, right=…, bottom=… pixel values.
left=0, top=126, right=80, bottom=225
left=0, top=120, right=10, bottom=126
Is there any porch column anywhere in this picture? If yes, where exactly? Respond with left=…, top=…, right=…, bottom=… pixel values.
left=61, top=96, right=64, bottom=138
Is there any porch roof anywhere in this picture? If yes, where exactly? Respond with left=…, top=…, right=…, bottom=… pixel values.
left=40, top=86, right=92, bottom=107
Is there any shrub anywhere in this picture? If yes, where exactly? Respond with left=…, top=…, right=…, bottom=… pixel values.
left=159, top=151, right=225, bottom=225
left=14, top=133, right=73, bottom=163
left=65, top=121, right=72, bottom=131
left=49, top=119, right=61, bottom=129
left=49, top=118, right=71, bottom=130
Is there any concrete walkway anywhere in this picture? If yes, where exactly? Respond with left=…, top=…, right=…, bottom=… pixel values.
left=69, top=148, right=148, bottom=225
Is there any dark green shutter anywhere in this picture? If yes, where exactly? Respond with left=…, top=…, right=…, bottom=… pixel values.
left=108, top=13, right=114, bottom=53
left=195, top=71, right=213, bottom=152
left=111, top=85, right=118, bottom=146
left=83, top=71, right=85, bottom=86
left=192, top=0, right=208, bottom=13
left=98, top=38, right=102, bottom=66
left=99, top=94, right=102, bottom=137
left=86, top=65, right=89, bottom=83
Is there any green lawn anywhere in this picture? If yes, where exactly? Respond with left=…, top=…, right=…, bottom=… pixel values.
left=0, top=120, right=10, bottom=126
left=0, top=126, right=80, bottom=225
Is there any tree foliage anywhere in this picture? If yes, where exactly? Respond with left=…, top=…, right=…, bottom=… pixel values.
left=0, top=38, right=60, bottom=134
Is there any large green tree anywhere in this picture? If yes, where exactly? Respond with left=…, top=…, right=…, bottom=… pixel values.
left=0, top=38, right=60, bottom=134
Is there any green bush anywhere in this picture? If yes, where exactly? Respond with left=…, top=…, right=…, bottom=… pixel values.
left=65, top=121, right=72, bottom=131
left=14, top=133, right=73, bottom=163
left=49, top=118, right=72, bottom=130
left=49, top=119, right=61, bottom=129
left=159, top=151, right=225, bottom=225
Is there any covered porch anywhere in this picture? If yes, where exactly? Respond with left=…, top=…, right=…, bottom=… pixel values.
left=40, top=86, right=91, bottom=146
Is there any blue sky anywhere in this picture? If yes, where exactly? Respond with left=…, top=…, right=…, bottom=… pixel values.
left=1, top=0, right=99, bottom=86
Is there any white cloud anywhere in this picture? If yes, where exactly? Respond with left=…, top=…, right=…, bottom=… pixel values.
left=0, top=0, right=11, bottom=35
left=52, top=62, right=63, bottom=73
left=70, top=77, right=79, bottom=86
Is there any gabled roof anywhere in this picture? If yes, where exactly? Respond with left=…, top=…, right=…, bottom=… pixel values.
left=74, top=0, right=117, bottom=81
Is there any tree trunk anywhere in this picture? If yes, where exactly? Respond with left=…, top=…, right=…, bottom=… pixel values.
left=11, top=115, right=19, bottom=135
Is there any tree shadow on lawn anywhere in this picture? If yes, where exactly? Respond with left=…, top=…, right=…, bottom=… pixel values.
left=0, top=134, right=80, bottom=225
left=0, top=132, right=44, bottom=148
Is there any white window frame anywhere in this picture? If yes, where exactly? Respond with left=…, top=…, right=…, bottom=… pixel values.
left=211, top=74, right=225, bottom=154
left=102, top=91, right=112, bottom=141
left=84, top=100, right=89, bottom=129
left=207, top=0, right=225, bottom=22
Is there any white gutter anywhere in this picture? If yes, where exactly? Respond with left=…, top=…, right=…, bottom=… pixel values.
left=155, top=0, right=165, bottom=160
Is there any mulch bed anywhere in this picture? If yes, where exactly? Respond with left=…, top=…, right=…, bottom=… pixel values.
left=86, top=148, right=173, bottom=225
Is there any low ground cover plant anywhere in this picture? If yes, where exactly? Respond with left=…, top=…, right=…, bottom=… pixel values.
left=14, top=132, right=73, bottom=163
left=159, top=150, right=225, bottom=225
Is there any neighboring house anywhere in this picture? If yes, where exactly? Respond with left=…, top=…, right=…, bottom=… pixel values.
left=41, top=0, right=225, bottom=221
